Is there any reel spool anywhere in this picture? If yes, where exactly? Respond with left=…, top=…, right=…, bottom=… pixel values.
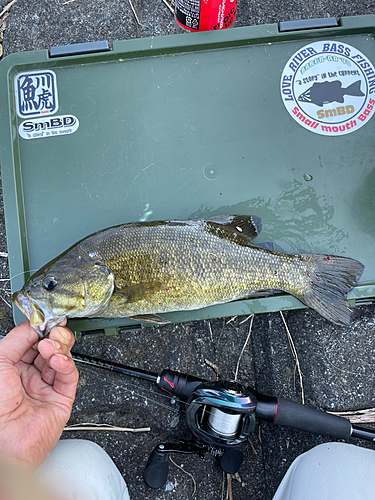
left=186, top=380, right=257, bottom=448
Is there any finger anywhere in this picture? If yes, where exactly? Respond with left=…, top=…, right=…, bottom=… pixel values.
left=41, top=362, right=56, bottom=386
left=48, top=326, right=74, bottom=351
left=32, top=352, right=47, bottom=373
left=38, top=337, right=73, bottom=365
left=0, top=320, right=39, bottom=365
left=50, top=354, right=79, bottom=400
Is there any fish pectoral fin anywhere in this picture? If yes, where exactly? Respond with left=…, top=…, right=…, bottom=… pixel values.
left=114, top=281, right=165, bottom=303
left=204, top=215, right=262, bottom=241
left=128, top=314, right=170, bottom=325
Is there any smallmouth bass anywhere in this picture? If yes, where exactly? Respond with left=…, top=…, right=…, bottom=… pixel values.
left=12, top=215, right=364, bottom=337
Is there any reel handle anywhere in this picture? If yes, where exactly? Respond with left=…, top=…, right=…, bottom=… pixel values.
left=144, top=441, right=208, bottom=488
left=143, top=446, right=169, bottom=489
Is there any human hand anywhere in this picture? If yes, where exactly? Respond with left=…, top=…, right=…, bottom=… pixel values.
left=0, top=320, right=79, bottom=473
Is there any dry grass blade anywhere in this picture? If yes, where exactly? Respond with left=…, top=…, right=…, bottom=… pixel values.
left=280, top=311, right=304, bottom=405
left=248, top=436, right=258, bottom=455
left=169, top=457, right=197, bottom=496
left=0, top=294, right=11, bottom=308
left=205, top=358, right=220, bottom=380
left=207, top=320, right=213, bottom=342
left=234, top=315, right=254, bottom=381
left=0, top=0, right=17, bottom=19
left=161, top=0, right=174, bottom=14
left=226, top=316, right=237, bottom=324
left=127, top=0, right=148, bottom=27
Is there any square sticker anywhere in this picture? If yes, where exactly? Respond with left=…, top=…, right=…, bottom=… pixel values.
left=14, top=70, right=59, bottom=118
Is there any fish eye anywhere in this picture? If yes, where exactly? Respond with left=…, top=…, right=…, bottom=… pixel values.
left=43, top=277, right=58, bottom=291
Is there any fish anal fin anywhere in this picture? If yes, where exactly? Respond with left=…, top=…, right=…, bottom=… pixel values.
left=114, top=281, right=164, bottom=303
left=204, top=215, right=262, bottom=241
left=128, top=314, right=170, bottom=325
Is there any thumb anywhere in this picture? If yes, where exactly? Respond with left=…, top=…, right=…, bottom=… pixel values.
left=0, top=321, right=39, bottom=364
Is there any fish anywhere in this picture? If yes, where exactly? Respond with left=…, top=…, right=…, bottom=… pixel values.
left=298, top=80, right=365, bottom=107
left=12, top=215, right=364, bottom=338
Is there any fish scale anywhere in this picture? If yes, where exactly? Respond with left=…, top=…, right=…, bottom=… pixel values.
left=12, top=216, right=364, bottom=337
left=77, top=222, right=309, bottom=317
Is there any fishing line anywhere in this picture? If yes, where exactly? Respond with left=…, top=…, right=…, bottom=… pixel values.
left=7, top=269, right=39, bottom=282
left=77, top=363, right=184, bottom=416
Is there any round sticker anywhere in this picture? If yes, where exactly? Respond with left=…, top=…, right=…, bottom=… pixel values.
left=281, top=41, right=375, bottom=135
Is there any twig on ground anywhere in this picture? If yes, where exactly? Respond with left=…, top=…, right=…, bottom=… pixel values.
left=64, top=422, right=150, bottom=432
left=329, top=407, right=375, bottom=424
left=280, top=311, right=304, bottom=405
left=205, top=358, right=220, bottom=380
left=169, top=457, right=197, bottom=496
left=234, top=315, right=254, bottom=381
left=127, top=0, right=148, bottom=27
left=226, top=473, right=233, bottom=500
left=161, top=0, right=174, bottom=14
left=248, top=436, right=257, bottom=455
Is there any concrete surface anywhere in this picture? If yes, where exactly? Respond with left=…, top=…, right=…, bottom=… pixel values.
left=1, top=1, right=375, bottom=499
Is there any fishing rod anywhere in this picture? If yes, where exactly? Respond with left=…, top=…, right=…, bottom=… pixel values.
left=1, top=334, right=374, bottom=488
left=68, top=351, right=375, bottom=489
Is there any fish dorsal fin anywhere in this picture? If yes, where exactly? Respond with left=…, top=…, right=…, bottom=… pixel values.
left=204, top=215, right=262, bottom=242
left=114, top=281, right=165, bottom=303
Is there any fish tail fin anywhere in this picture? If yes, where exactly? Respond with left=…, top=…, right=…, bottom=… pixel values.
left=344, top=80, right=365, bottom=97
left=296, top=254, right=364, bottom=326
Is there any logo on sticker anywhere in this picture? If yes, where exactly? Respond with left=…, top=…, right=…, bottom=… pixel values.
left=281, top=41, right=375, bottom=135
left=15, top=70, right=58, bottom=118
left=19, top=115, right=79, bottom=139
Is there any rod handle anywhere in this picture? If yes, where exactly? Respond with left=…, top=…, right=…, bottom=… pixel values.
left=274, top=398, right=353, bottom=439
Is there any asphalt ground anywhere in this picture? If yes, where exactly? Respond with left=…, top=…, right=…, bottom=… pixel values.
left=1, top=1, right=375, bottom=499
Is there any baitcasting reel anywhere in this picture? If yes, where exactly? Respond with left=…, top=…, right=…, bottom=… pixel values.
left=143, top=379, right=257, bottom=488
left=67, top=351, right=375, bottom=491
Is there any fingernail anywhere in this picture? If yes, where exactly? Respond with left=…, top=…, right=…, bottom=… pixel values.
left=45, top=339, right=60, bottom=350
left=55, top=354, right=68, bottom=360
left=57, top=327, right=71, bottom=342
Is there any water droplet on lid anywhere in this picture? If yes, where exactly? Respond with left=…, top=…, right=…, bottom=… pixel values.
left=204, top=163, right=219, bottom=180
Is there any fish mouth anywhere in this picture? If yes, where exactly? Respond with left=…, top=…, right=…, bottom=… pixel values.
left=12, top=291, right=58, bottom=338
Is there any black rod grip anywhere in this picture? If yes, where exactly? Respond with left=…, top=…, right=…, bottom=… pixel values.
left=274, top=398, right=353, bottom=439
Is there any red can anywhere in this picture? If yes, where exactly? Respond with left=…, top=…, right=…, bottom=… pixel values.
left=175, top=0, right=238, bottom=32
